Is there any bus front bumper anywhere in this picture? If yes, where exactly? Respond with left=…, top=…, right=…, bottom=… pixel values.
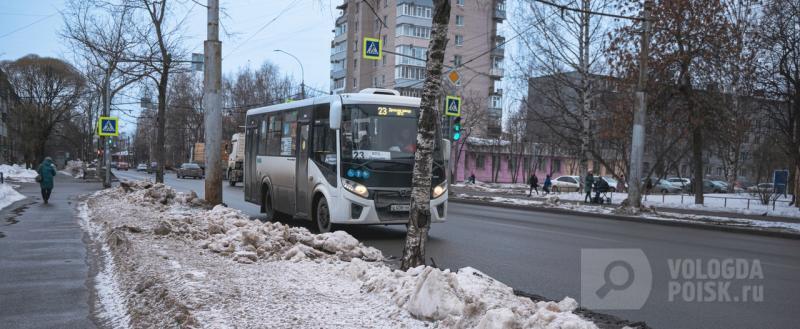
left=331, top=191, right=448, bottom=225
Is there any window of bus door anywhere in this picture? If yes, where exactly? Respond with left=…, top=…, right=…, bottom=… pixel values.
left=311, top=105, right=337, bottom=186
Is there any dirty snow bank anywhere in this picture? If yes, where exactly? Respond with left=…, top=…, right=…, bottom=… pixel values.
left=61, top=160, right=85, bottom=178
left=0, top=164, right=38, bottom=182
left=0, top=184, right=26, bottom=210
left=83, top=180, right=597, bottom=328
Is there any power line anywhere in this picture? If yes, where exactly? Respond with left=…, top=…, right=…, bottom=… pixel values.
left=224, top=0, right=301, bottom=59
left=530, top=0, right=643, bottom=21
left=0, top=13, right=57, bottom=39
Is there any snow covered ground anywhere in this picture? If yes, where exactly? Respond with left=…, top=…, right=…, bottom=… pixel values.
left=0, top=164, right=39, bottom=183
left=454, top=182, right=800, bottom=219
left=0, top=183, right=26, bottom=210
left=80, top=181, right=598, bottom=329
left=60, top=160, right=85, bottom=178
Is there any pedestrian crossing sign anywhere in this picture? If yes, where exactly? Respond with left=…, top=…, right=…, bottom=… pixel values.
left=97, top=116, right=119, bottom=137
left=363, top=37, right=382, bottom=60
left=445, top=96, right=461, bottom=117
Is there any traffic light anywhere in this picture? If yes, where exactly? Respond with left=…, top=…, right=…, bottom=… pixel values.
left=452, top=117, right=462, bottom=140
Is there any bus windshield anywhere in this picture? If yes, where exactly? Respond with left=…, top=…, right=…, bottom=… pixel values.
left=341, top=104, right=444, bottom=188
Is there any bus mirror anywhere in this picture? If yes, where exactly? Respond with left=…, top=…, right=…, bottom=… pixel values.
left=442, top=139, right=451, bottom=159
left=330, top=99, right=342, bottom=130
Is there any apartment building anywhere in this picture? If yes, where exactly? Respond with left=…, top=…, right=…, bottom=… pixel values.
left=330, top=0, right=505, bottom=137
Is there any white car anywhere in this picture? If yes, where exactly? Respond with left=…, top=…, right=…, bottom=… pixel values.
left=136, top=163, right=148, bottom=171
left=552, top=175, right=581, bottom=192
left=667, top=177, right=691, bottom=191
left=600, top=176, right=624, bottom=192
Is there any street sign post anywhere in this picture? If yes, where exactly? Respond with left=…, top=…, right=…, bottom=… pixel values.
left=363, top=37, right=382, bottom=60
left=97, top=116, right=119, bottom=137
left=445, top=95, right=461, bottom=117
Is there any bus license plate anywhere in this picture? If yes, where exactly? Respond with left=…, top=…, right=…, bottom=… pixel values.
left=390, top=204, right=410, bottom=212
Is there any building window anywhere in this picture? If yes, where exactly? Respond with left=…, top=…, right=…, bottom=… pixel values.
left=476, top=154, right=485, bottom=169
left=551, top=159, right=561, bottom=173
left=397, top=3, right=432, bottom=19
left=353, top=58, right=358, bottom=69
left=382, top=56, right=387, bottom=66
left=380, top=75, right=385, bottom=87
left=455, top=34, right=463, bottom=46
left=455, top=15, right=464, bottom=26
left=355, top=2, right=360, bottom=13
left=453, top=55, right=462, bottom=67
left=395, top=45, right=427, bottom=66
left=372, top=76, right=378, bottom=87
left=489, top=95, right=502, bottom=109
left=353, top=78, right=357, bottom=88
left=333, top=78, right=344, bottom=90
left=457, top=0, right=464, bottom=5
left=396, top=24, right=431, bottom=39
left=395, top=65, right=426, bottom=80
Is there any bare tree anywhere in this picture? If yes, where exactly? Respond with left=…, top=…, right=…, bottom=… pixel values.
left=511, top=0, right=616, bottom=183
left=62, top=0, right=149, bottom=163
left=401, top=0, right=451, bottom=270
left=2, top=55, right=85, bottom=165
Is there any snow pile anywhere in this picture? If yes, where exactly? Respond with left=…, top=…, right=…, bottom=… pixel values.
left=82, top=180, right=598, bottom=328
left=62, top=160, right=85, bottom=178
left=347, top=260, right=596, bottom=328
left=0, top=164, right=38, bottom=182
left=0, top=184, right=26, bottom=210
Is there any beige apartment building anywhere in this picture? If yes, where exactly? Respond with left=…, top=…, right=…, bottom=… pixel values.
left=330, top=0, right=505, bottom=136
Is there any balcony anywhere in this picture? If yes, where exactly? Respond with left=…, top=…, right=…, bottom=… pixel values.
left=491, top=37, right=505, bottom=57
left=489, top=68, right=504, bottom=78
left=494, top=8, right=506, bottom=21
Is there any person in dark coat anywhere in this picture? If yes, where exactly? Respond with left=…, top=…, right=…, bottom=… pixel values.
left=468, top=172, right=476, bottom=184
left=37, top=157, right=57, bottom=204
left=543, top=174, right=552, bottom=195
left=528, top=173, right=539, bottom=196
left=584, top=170, right=595, bottom=203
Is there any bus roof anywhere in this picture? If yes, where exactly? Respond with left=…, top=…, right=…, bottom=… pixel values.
left=245, top=91, right=421, bottom=117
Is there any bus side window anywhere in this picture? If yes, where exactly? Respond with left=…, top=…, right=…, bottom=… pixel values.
left=258, top=116, right=268, bottom=156
left=312, top=106, right=337, bottom=186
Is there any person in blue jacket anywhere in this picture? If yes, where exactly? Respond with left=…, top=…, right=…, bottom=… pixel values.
left=37, top=157, right=57, bottom=204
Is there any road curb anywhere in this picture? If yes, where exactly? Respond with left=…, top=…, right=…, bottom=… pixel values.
left=450, top=197, right=800, bottom=240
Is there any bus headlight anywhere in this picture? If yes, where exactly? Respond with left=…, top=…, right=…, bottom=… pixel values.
left=432, top=181, right=447, bottom=198
left=343, top=178, right=369, bottom=198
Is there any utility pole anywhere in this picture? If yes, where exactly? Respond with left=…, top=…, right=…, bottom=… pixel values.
left=204, top=0, right=223, bottom=205
left=627, top=0, right=651, bottom=209
left=103, top=67, right=112, bottom=188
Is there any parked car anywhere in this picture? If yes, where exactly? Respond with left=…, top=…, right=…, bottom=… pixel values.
left=136, top=163, right=148, bottom=171
left=702, top=179, right=726, bottom=193
left=117, top=162, right=129, bottom=170
left=110, top=161, right=118, bottom=169
left=599, top=176, right=625, bottom=192
left=747, top=183, right=774, bottom=194
left=667, top=177, right=691, bottom=191
left=147, top=162, right=158, bottom=174
left=644, top=178, right=682, bottom=194
left=552, top=175, right=581, bottom=192
left=177, top=163, right=204, bottom=179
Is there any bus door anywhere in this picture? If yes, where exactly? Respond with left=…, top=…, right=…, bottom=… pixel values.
left=244, top=116, right=259, bottom=203
left=295, top=110, right=312, bottom=218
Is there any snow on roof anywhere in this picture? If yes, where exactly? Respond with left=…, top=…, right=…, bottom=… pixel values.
left=466, top=136, right=510, bottom=146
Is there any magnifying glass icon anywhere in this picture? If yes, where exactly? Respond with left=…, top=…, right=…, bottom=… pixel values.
left=595, top=260, right=635, bottom=298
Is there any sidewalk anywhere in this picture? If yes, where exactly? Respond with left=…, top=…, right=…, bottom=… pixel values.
left=0, top=175, right=102, bottom=328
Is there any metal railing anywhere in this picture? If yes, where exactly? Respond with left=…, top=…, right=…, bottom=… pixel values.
left=642, top=193, right=793, bottom=212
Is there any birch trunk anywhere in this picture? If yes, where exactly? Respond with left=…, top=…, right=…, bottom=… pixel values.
left=578, top=0, right=592, bottom=183
left=400, top=0, right=451, bottom=270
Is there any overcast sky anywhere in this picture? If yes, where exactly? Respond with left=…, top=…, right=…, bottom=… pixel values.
left=0, top=0, right=339, bottom=132
left=1, top=0, right=519, bottom=134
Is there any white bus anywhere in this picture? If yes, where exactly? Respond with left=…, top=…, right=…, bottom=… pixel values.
left=244, top=89, right=449, bottom=232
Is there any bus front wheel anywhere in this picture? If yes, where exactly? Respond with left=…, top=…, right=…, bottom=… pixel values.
left=313, top=197, right=332, bottom=233
left=263, top=188, right=276, bottom=221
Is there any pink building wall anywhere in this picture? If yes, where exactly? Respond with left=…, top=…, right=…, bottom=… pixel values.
left=452, top=143, right=575, bottom=184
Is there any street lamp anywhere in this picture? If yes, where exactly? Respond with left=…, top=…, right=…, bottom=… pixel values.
left=274, top=49, right=305, bottom=99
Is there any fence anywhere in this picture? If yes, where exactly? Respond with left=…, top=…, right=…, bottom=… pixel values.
left=643, top=193, right=793, bottom=211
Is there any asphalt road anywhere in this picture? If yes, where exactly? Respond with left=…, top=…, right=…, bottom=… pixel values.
left=114, top=170, right=800, bottom=329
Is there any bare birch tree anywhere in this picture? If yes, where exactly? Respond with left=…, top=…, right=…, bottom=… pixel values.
left=401, top=0, right=450, bottom=270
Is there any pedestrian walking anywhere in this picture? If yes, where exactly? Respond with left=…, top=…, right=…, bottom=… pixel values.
left=468, top=172, right=476, bottom=184
left=584, top=170, right=595, bottom=203
left=543, top=174, right=552, bottom=195
left=36, top=157, right=57, bottom=204
left=528, top=173, right=539, bottom=196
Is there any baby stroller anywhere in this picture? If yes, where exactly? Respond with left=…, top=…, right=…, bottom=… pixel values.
left=592, top=178, right=612, bottom=204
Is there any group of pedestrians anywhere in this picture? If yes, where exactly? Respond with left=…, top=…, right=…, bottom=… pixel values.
left=527, top=173, right=552, bottom=196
